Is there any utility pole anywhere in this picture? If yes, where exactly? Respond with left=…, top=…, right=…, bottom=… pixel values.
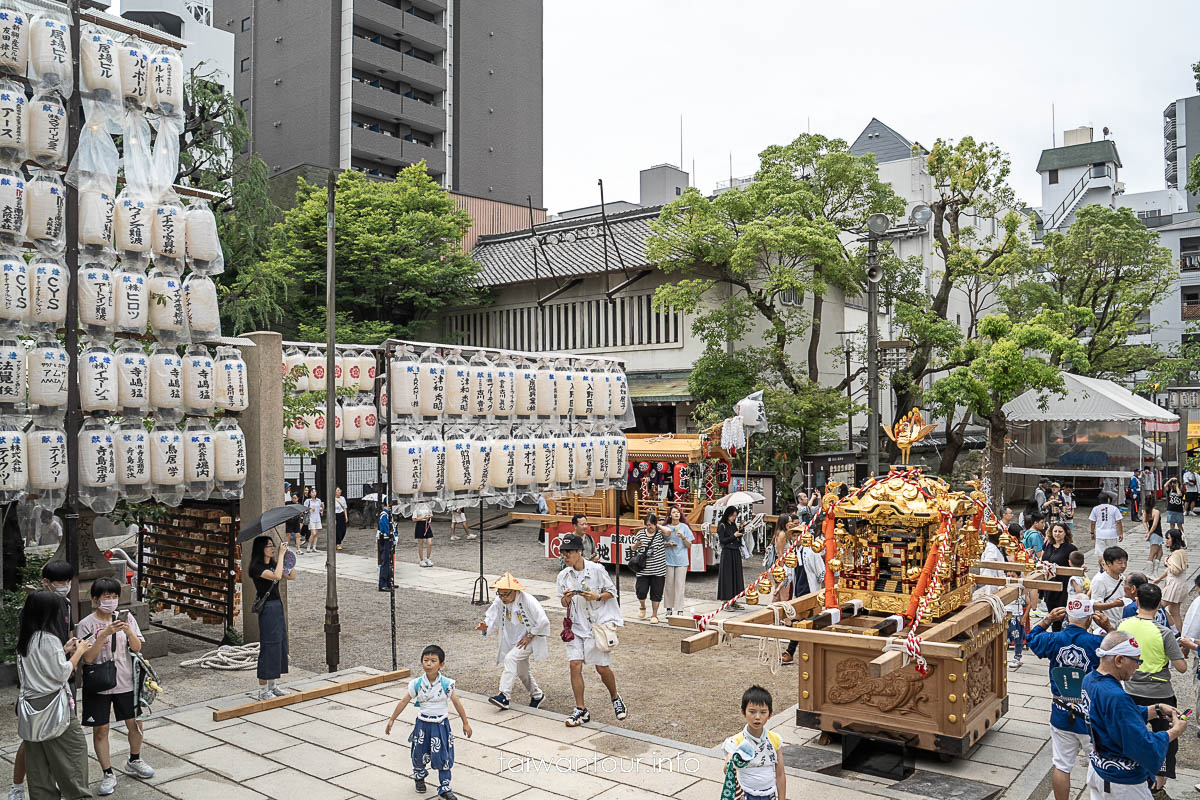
left=324, top=173, right=340, bottom=672
left=866, top=237, right=881, bottom=478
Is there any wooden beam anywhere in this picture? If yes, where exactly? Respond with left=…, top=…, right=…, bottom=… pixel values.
left=677, top=593, right=826, bottom=651
left=973, top=575, right=1062, bottom=592
left=212, top=670, right=411, bottom=721
left=681, top=630, right=719, bottom=653
left=975, top=561, right=1083, bottom=576
left=510, top=512, right=621, bottom=525
left=868, top=586, right=1018, bottom=677
left=720, top=619, right=964, bottom=657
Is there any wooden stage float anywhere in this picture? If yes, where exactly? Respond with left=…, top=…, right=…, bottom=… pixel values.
left=677, top=410, right=1081, bottom=758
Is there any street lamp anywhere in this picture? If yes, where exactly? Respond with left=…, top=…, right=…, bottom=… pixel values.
left=863, top=204, right=931, bottom=478
left=835, top=330, right=855, bottom=452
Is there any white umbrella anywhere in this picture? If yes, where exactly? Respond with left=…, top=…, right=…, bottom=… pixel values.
left=361, top=493, right=382, bottom=502
left=711, top=490, right=765, bottom=509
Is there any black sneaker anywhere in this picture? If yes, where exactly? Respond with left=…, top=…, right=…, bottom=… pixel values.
left=414, top=777, right=428, bottom=793
left=438, top=793, right=459, bottom=800
left=489, top=692, right=510, bottom=710
left=612, top=696, right=628, bottom=721
left=566, top=707, right=590, bottom=727
left=529, top=692, right=545, bottom=709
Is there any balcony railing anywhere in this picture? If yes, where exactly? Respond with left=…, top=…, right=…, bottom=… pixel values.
left=1182, top=303, right=1200, bottom=320
left=1182, top=253, right=1200, bottom=272
left=1166, top=140, right=1177, bottom=161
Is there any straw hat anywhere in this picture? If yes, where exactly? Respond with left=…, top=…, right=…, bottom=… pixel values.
left=490, top=572, right=525, bottom=591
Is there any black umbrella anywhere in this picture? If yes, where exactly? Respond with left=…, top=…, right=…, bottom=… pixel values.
left=238, top=504, right=306, bottom=542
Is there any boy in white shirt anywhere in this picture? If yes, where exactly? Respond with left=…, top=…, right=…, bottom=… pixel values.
left=475, top=572, right=549, bottom=711
left=1089, top=545, right=1128, bottom=630
left=722, top=686, right=785, bottom=800
left=1088, top=493, right=1123, bottom=566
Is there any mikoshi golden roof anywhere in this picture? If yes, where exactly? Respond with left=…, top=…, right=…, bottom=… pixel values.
left=834, top=470, right=976, bottom=522
left=626, top=433, right=732, bottom=462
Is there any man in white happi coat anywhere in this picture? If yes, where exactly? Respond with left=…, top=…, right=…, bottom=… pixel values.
left=475, top=572, right=549, bottom=710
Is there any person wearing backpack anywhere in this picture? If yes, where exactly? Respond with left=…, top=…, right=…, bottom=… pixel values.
left=77, top=578, right=155, bottom=795
left=1023, top=512, right=1047, bottom=559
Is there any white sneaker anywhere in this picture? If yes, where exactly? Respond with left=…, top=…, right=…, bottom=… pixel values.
left=257, top=688, right=273, bottom=701
left=270, top=686, right=288, bottom=697
left=98, top=773, right=117, bottom=796
left=9, top=784, right=25, bottom=800
left=424, top=560, right=434, bottom=568
left=123, top=759, right=155, bottom=779
left=449, top=536, right=460, bottom=542
left=467, top=533, right=478, bottom=540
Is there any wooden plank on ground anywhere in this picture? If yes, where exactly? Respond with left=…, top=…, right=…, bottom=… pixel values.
left=682, top=630, right=719, bottom=653
left=212, top=669, right=411, bottom=721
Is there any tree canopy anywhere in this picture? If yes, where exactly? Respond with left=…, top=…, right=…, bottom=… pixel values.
left=260, top=167, right=480, bottom=342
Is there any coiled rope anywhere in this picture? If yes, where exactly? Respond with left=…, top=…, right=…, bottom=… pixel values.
left=179, top=644, right=260, bottom=670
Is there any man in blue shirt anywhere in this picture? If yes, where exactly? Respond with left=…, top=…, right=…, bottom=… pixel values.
left=1081, top=631, right=1187, bottom=800
left=1023, top=511, right=1047, bottom=558
left=1026, top=597, right=1111, bottom=800
left=377, top=506, right=396, bottom=591
left=1120, top=573, right=1176, bottom=634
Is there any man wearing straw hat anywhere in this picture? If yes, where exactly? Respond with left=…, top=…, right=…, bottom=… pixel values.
left=475, top=573, right=550, bottom=711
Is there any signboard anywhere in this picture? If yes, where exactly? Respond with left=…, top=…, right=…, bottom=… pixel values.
left=800, top=450, right=856, bottom=494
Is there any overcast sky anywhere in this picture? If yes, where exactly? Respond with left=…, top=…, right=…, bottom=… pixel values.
left=544, top=0, right=1200, bottom=214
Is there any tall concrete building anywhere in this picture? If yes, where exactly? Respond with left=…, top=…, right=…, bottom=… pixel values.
left=1165, top=95, right=1200, bottom=212
left=212, top=0, right=543, bottom=207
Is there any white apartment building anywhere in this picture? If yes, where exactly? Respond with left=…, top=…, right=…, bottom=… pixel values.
left=114, top=0, right=236, bottom=94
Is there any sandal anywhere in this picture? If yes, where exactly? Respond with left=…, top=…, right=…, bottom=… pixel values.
left=649, top=616, right=660, bottom=624
left=638, top=608, right=646, bottom=619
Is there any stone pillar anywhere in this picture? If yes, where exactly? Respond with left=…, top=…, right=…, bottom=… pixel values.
left=239, top=331, right=284, bottom=643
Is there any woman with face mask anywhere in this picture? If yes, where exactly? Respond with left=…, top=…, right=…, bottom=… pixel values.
left=76, top=578, right=154, bottom=796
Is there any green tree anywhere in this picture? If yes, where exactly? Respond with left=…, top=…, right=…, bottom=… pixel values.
left=888, top=136, right=1026, bottom=471
left=263, top=168, right=479, bottom=341
left=179, top=65, right=286, bottom=334
left=926, top=311, right=1089, bottom=509
left=1007, top=205, right=1176, bottom=377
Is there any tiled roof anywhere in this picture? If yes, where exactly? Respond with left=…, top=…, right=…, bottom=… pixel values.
left=471, top=206, right=661, bottom=287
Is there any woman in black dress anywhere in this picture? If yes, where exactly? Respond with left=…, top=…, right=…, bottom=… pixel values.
left=716, top=506, right=745, bottom=607
left=249, top=536, right=295, bottom=700
left=1041, top=522, right=1077, bottom=630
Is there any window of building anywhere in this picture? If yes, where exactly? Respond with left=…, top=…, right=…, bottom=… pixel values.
left=1047, top=169, right=1058, bottom=185
left=240, top=17, right=251, bottom=32
left=675, top=186, right=681, bottom=196
left=777, top=288, right=801, bottom=306
left=240, top=57, right=250, bottom=73
left=239, top=98, right=249, bottom=111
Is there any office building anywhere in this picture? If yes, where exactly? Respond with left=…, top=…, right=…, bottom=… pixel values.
left=213, top=0, right=543, bottom=208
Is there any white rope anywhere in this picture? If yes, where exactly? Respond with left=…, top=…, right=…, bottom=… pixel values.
left=179, top=644, right=261, bottom=670
left=882, top=635, right=913, bottom=669
left=757, top=603, right=794, bottom=676
left=973, top=593, right=1007, bottom=624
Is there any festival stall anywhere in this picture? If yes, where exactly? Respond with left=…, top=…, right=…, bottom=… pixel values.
left=679, top=409, right=1082, bottom=761
left=1002, top=372, right=1179, bottom=504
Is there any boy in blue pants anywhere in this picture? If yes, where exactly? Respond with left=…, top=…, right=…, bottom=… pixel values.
left=386, top=645, right=473, bottom=799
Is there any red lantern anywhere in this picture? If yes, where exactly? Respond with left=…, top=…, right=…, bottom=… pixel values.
left=716, top=459, right=732, bottom=487
left=673, top=463, right=690, bottom=495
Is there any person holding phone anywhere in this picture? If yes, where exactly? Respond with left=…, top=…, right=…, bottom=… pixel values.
left=77, top=578, right=154, bottom=795
left=250, top=536, right=296, bottom=700
left=716, top=506, right=746, bottom=609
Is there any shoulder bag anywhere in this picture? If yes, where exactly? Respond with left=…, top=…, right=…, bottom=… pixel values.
left=81, top=631, right=117, bottom=694
left=16, top=655, right=71, bottom=743
left=627, top=530, right=660, bottom=573
left=253, top=581, right=278, bottom=615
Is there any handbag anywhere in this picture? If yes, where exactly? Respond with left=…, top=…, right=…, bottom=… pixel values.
left=628, top=530, right=660, bottom=573
left=252, top=581, right=277, bottom=616
left=16, top=655, right=71, bottom=743
left=591, top=621, right=620, bottom=652
left=81, top=633, right=117, bottom=694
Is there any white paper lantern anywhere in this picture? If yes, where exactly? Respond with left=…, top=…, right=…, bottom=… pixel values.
left=555, top=432, right=575, bottom=484
left=444, top=352, right=469, bottom=417
left=489, top=438, right=517, bottom=490
left=534, top=363, right=556, bottom=416
left=79, top=189, right=114, bottom=247
left=79, top=344, right=117, bottom=412
left=306, top=405, right=326, bottom=446
left=115, top=267, right=147, bottom=334
left=0, top=426, right=25, bottom=491
left=0, top=340, right=21, bottom=406
left=27, top=340, right=67, bottom=408
left=0, top=10, right=28, bottom=75
left=148, top=346, right=182, bottom=411
left=595, top=431, right=610, bottom=481
left=183, top=274, right=219, bottom=340
left=0, top=88, right=25, bottom=156
left=470, top=434, right=491, bottom=491
left=185, top=202, right=220, bottom=262
left=29, top=427, right=66, bottom=490
left=534, top=434, right=556, bottom=486
left=303, top=347, right=325, bottom=388
left=593, top=367, right=612, bottom=415
left=214, top=420, right=246, bottom=483
left=30, top=17, right=70, bottom=89
left=215, top=347, right=248, bottom=412
left=514, top=436, right=536, bottom=486
left=114, top=425, right=149, bottom=487
left=419, top=437, right=445, bottom=493
left=332, top=402, right=344, bottom=442
left=493, top=358, right=515, bottom=417
left=182, top=345, right=214, bottom=416
left=515, top=361, right=537, bottom=417
left=390, top=357, right=419, bottom=416
left=149, top=50, right=183, bottom=116
left=184, top=423, right=214, bottom=483
left=30, top=257, right=64, bottom=328
left=150, top=427, right=183, bottom=486
left=79, top=424, right=116, bottom=487
left=345, top=400, right=366, bottom=444
left=148, top=271, right=185, bottom=336
left=444, top=433, right=474, bottom=492
left=553, top=362, right=573, bottom=417
left=574, top=433, right=595, bottom=481
left=418, top=351, right=445, bottom=418
left=284, top=346, right=306, bottom=392
left=612, top=370, right=629, bottom=417
left=115, top=341, right=148, bottom=415
left=25, top=172, right=62, bottom=244
left=0, top=169, right=24, bottom=236
left=115, top=195, right=151, bottom=253
left=77, top=263, right=115, bottom=330
left=468, top=354, right=494, bottom=416
left=151, top=203, right=185, bottom=260
left=26, top=94, right=65, bottom=165
left=81, top=30, right=119, bottom=101
left=0, top=257, right=28, bottom=325
left=572, top=370, right=595, bottom=417
left=355, top=353, right=375, bottom=392
left=285, top=414, right=305, bottom=444
left=607, top=431, right=627, bottom=479
left=118, top=43, right=147, bottom=105
left=390, top=432, right=422, bottom=495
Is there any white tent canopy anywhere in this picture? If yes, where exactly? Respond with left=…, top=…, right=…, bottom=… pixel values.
left=1003, top=373, right=1178, bottom=424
